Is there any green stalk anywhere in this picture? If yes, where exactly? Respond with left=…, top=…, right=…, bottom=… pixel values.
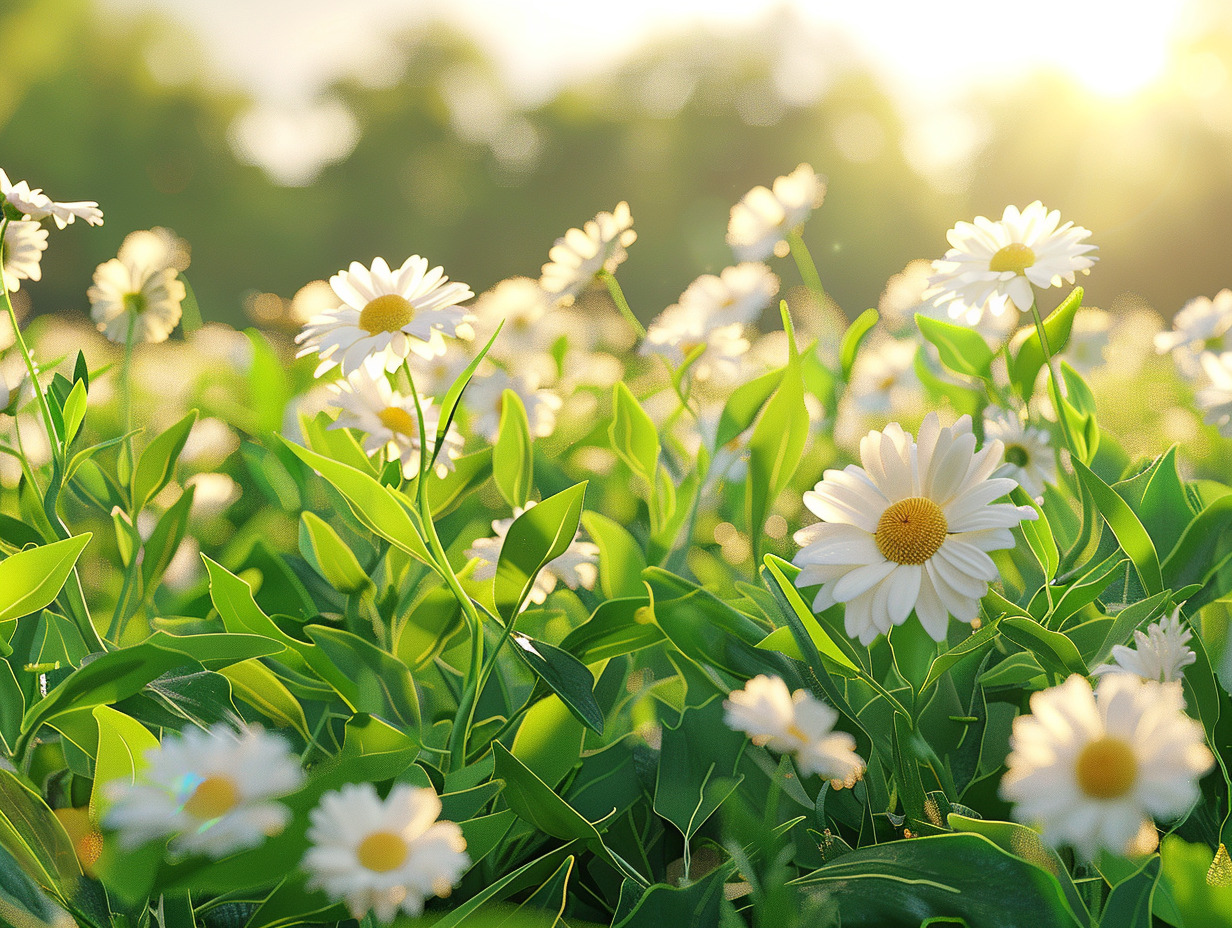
left=598, top=270, right=646, bottom=340
left=786, top=230, right=827, bottom=304
left=1027, top=299, right=1079, bottom=461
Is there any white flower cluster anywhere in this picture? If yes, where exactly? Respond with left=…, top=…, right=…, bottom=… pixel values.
left=0, top=168, right=103, bottom=295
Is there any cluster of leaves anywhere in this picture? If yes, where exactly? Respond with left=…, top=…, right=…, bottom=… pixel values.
left=1, top=282, right=1231, bottom=928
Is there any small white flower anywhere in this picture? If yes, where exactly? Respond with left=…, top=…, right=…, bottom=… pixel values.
left=846, top=336, right=920, bottom=416
left=1156, top=290, right=1232, bottom=378
left=303, top=782, right=469, bottom=923
left=2, top=220, right=47, bottom=292
left=468, top=501, right=599, bottom=605
left=877, top=259, right=933, bottom=333
left=185, top=472, right=242, bottom=521
left=328, top=367, right=462, bottom=478
left=463, top=367, right=561, bottom=442
left=1093, top=608, right=1197, bottom=683
left=469, top=276, right=554, bottom=359
left=641, top=307, right=749, bottom=379
left=924, top=202, right=1096, bottom=326
left=724, top=675, right=864, bottom=784
left=180, top=417, right=240, bottom=467
left=296, top=256, right=474, bottom=377
left=675, top=263, right=780, bottom=329
left=984, top=409, right=1056, bottom=499
left=1196, top=351, right=1232, bottom=437
left=103, top=723, right=303, bottom=858
left=539, top=202, right=636, bottom=306
left=1, top=169, right=103, bottom=228
left=88, top=230, right=187, bottom=344
left=1067, top=307, right=1111, bottom=373
left=1002, top=674, right=1213, bottom=859
left=727, top=164, right=825, bottom=261
left=793, top=412, right=1037, bottom=645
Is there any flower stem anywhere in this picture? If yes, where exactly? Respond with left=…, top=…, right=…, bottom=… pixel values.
left=1027, top=299, right=1079, bottom=463
left=787, top=230, right=827, bottom=305
left=599, top=270, right=646, bottom=340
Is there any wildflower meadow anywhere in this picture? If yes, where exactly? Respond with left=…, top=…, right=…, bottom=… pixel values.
left=3, top=159, right=1232, bottom=928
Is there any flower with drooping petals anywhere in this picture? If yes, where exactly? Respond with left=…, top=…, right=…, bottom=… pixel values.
left=724, top=675, right=864, bottom=784
left=1093, top=608, right=1197, bottom=683
left=296, top=256, right=473, bottom=377
left=303, top=782, right=469, bottom=923
left=103, top=723, right=303, bottom=858
left=792, top=412, right=1037, bottom=645
left=1, top=220, right=47, bottom=292
left=1, top=168, right=103, bottom=228
left=924, top=202, right=1096, bottom=326
left=539, top=202, right=636, bottom=306
left=1002, top=674, right=1213, bottom=859
left=727, top=164, right=825, bottom=261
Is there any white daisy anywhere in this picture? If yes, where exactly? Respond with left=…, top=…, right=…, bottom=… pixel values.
left=1155, top=290, right=1232, bottom=378
left=103, top=723, right=303, bottom=858
left=1001, top=674, right=1213, bottom=860
left=87, top=230, right=187, bottom=344
left=467, top=501, right=599, bottom=606
left=846, top=336, right=921, bottom=417
left=0, top=168, right=103, bottom=228
left=185, top=472, right=242, bottom=521
left=726, top=163, right=825, bottom=262
left=303, top=782, right=469, bottom=923
left=469, top=276, right=554, bottom=360
left=1067, top=307, right=1112, bottom=373
left=641, top=305, right=750, bottom=380
left=877, top=259, right=933, bottom=333
left=1196, top=351, right=1232, bottom=437
left=406, top=340, right=474, bottom=399
left=463, top=366, right=561, bottom=442
left=2, top=220, right=48, bottom=292
left=984, top=409, right=1056, bottom=499
left=1093, top=608, right=1197, bottom=683
left=792, top=412, right=1037, bottom=645
left=724, top=675, right=865, bottom=785
left=675, top=263, right=780, bottom=329
left=924, top=202, right=1097, bottom=326
left=539, top=202, right=636, bottom=306
left=328, top=367, right=462, bottom=478
left=295, top=256, right=474, bottom=377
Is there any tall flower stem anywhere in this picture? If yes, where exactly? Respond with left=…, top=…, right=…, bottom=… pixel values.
left=598, top=270, right=646, bottom=340
left=786, top=230, right=827, bottom=305
left=1027, top=300, right=1079, bottom=463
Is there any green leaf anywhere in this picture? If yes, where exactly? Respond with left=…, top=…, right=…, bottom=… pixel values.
left=280, top=439, right=433, bottom=566
left=1000, top=615, right=1088, bottom=678
left=299, top=512, right=370, bottom=594
left=0, top=533, right=92, bottom=624
left=840, top=307, right=880, bottom=380
left=494, top=482, right=588, bottom=621
left=429, top=322, right=504, bottom=469
left=915, top=312, right=995, bottom=380
left=218, top=659, right=311, bottom=739
left=1072, top=459, right=1163, bottom=595
left=1159, top=836, right=1232, bottom=928
left=582, top=512, right=646, bottom=600
left=132, top=410, right=198, bottom=513
left=511, top=693, right=585, bottom=790
left=510, top=633, right=603, bottom=734
left=1162, top=492, right=1232, bottom=593
left=1010, top=287, right=1083, bottom=402
left=493, top=388, right=534, bottom=508
left=609, top=382, right=659, bottom=487
left=921, top=623, right=1001, bottom=693
left=493, top=741, right=605, bottom=842
left=89, top=705, right=158, bottom=820
left=60, top=378, right=87, bottom=447
left=422, top=446, right=493, bottom=515
left=794, top=833, right=1083, bottom=928
left=1012, top=487, right=1058, bottom=582
left=560, top=596, right=663, bottom=664
left=716, top=365, right=783, bottom=449
left=653, top=698, right=745, bottom=844
left=304, top=625, right=421, bottom=735
left=142, top=485, right=194, bottom=591
left=761, top=555, right=861, bottom=673
left=0, top=769, right=81, bottom=896
left=1100, top=856, right=1160, bottom=928
left=646, top=568, right=769, bottom=677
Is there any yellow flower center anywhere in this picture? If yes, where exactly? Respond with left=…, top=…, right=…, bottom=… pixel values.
left=378, top=406, right=418, bottom=438
left=359, top=294, right=414, bottom=335
left=988, top=243, right=1036, bottom=276
left=357, top=830, right=409, bottom=873
left=875, top=497, right=948, bottom=565
left=1075, top=736, right=1138, bottom=800
left=182, top=775, right=241, bottom=820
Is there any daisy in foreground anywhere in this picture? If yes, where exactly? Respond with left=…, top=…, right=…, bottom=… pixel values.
left=328, top=366, right=462, bottom=477
left=467, top=501, right=599, bottom=606
left=1092, top=608, right=1196, bottom=683
left=924, top=201, right=1096, bottom=326
left=793, top=412, right=1037, bottom=645
left=1001, top=674, right=1213, bottom=859
left=103, top=723, right=304, bottom=858
left=539, top=202, right=636, bottom=306
left=296, top=256, right=474, bottom=377
left=303, top=782, right=469, bottom=922
left=724, top=675, right=864, bottom=786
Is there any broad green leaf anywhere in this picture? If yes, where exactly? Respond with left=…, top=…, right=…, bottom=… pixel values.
left=299, top=512, right=370, bottom=594
left=0, top=769, right=81, bottom=896
left=426, top=846, right=579, bottom=928
left=715, top=365, right=783, bottom=449
left=177, top=272, right=203, bottom=334
left=653, top=698, right=745, bottom=844
left=89, top=705, right=158, bottom=820
left=60, top=378, right=87, bottom=446
left=560, top=596, right=663, bottom=664
left=280, top=439, right=433, bottom=566
left=581, top=512, right=646, bottom=600
left=1162, top=492, right=1232, bottom=594
left=646, top=567, right=768, bottom=677
left=915, top=312, right=995, bottom=380
left=304, top=625, right=421, bottom=734
left=493, top=741, right=604, bottom=842
left=1159, top=836, right=1232, bottom=928
left=219, top=659, right=311, bottom=739
left=494, top=482, right=588, bottom=621
left=1100, top=856, right=1160, bottom=928
left=840, top=307, right=879, bottom=380
left=510, top=633, right=603, bottom=734
left=511, top=692, right=585, bottom=789
left=761, top=555, right=861, bottom=673
left=1072, top=459, right=1163, bottom=595
left=609, top=381, right=659, bottom=487
left=0, top=534, right=92, bottom=624
left=493, top=388, right=534, bottom=508
left=921, top=622, right=1002, bottom=693
left=421, top=446, right=493, bottom=515
left=1010, top=287, right=1083, bottom=402
left=1012, top=486, right=1058, bottom=582
left=1000, top=615, right=1088, bottom=677
left=612, top=863, right=732, bottom=928
left=132, top=410, right=198, bottom=513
